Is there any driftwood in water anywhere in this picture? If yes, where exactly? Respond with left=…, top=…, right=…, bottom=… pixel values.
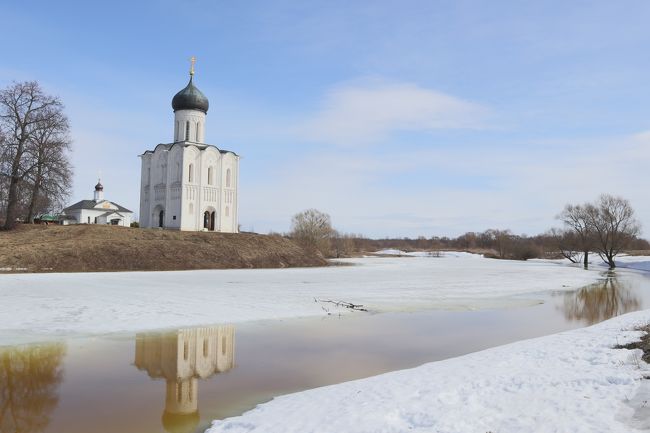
left=314, top=298, right=368, bottom=312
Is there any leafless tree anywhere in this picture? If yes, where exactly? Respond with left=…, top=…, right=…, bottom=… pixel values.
left=585, top=194, right=641, bottom=269
left=24, top=105, right=72, bottom=222
left=558, top=203, right=593, bottom=267
left=547, top=227, right=584, bottom=264
left=0, top=81, right=71, bottom=229
left=290, top=209, right=334, bottom=256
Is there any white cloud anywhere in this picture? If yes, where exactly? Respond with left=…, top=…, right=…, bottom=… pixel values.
left=294, top=79, right=490, bottom=146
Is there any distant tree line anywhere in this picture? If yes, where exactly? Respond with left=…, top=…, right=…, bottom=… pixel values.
left=0, top=81, right=72, bottom=229
left=286, top=196, right=647, bottom=268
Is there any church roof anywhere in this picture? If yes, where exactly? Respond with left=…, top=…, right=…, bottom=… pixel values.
left=63, top=200, right=132, bottom=214
left=172, top=76, right=209, bottom=113
left=140, top=142, right=239, bottom=157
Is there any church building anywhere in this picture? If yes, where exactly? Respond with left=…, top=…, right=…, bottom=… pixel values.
left=139, top=60, right=240, bottom=232
left=61, top=180, right=133, bottom=226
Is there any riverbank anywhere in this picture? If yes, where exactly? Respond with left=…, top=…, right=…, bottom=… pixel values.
left=0, top=224, right=326, bottom=273
left=207, top=309, right=650, bottom=433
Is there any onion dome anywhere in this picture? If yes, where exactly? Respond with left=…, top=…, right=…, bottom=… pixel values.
left=171, top=76, right=209, bottom=113
left=95, top=180, right=103, bottom=191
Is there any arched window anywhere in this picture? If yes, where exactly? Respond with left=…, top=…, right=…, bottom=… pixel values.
left=226, top=168, right=231, bottom=188
left=196, top=122, right=200, bottom=141
left=207, top=166, right=213, bottom=185
left=185, top=121, right=190, bottom=141
left=188, top=164, right=194, bottom=182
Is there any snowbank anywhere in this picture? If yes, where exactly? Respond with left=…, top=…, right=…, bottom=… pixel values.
left=0, top=256, right=600, bottom=345
left=615, top=255, right=650, bottom=273
left=207, top=310, right=650, bottom=433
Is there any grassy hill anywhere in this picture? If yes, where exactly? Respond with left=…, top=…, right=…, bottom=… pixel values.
left=0, top=225, right=327, bottom=273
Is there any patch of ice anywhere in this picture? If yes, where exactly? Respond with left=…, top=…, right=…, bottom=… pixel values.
left=0, top=255, right=600, bottom=346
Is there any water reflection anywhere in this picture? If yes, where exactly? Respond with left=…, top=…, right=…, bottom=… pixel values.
left=134, top=326, right=235, bottom=433
left=0, top=343, right=66, bottom=433
left=561, top=275, right=641, bottom=325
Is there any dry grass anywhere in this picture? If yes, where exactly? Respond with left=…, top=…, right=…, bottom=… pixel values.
left=0, top=225, right=327, bottom=273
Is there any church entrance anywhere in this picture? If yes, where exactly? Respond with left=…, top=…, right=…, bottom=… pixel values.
left=158, top=210, right=164, bottom=228
left=203, top=210, right=216, bottom=231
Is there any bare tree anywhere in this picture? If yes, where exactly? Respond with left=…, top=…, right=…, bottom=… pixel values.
left=290, top=209, right=333, bottom=256
left=0, top=82, right=70, bottom=229
left=547, top=227, right=584, bottom=264
left=558, top=203, right=593, bottom=267
left=24, top=105, right=72, bottom=222
left=585, top=194, right=641, bottom=269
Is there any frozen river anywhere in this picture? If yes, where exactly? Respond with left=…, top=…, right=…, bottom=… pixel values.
left=1, top=255, right=648, bottom=433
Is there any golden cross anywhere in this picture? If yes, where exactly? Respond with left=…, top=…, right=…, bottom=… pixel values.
left=190, top=56, right=196, bottom=76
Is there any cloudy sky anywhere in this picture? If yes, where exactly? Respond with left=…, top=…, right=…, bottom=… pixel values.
left=1, top=1, right=649, bottom=237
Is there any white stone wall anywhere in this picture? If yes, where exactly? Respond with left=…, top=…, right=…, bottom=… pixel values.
left=174, top=109, right=206, bottom=143
left=65, top=204, right=132, bottom=227
left=139, top=143, right=239, bottom=232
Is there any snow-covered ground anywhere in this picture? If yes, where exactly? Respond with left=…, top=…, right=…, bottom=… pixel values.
left=207, top=309, right=650, bottom=433
left=614, top=255, right=650, bottom=273
left=0, top=255, right=600, bottom=346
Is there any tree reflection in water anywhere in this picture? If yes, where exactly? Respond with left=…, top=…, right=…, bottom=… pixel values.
left=562, top=275, right=641, bottom=325
left=0, top=343, right=66, bottom=433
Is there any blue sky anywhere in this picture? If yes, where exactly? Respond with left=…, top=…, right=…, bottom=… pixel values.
left=1, top=0, right=649, bottom=237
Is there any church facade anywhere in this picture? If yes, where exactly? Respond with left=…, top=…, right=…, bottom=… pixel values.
left=139, top=64, right=239, bottom=232
left=62, top=180, right=133, bottom=226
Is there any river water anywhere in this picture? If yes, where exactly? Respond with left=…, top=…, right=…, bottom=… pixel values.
left=1, top=269, right=649, bottom=433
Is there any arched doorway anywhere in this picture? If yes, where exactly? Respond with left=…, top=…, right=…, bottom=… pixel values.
left=203, top=211, right=210, bottom=230
left=158, top=210, right=164, bottom=228
left=203, top=209, right=216, bottom=231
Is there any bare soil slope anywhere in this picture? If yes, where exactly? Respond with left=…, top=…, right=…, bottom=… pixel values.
left=0, top=225, right=326, bottom=273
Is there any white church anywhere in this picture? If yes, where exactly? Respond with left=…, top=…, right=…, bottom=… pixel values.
left=61, top=180, right=133, bottom=226
left=139, top=61, right=240, bottom=232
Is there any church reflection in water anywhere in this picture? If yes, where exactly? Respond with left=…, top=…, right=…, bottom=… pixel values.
left=134, top=325, right=235, bottom=433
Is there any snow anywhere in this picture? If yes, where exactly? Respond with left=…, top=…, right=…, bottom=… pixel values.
left=0, top=255, right=599, bottom=346
left=207, top=309, right=650, bottom=433
left=614, top=255, right=650, bottom=273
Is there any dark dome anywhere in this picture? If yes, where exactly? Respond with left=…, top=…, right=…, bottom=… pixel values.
left=172, top=76, right=209, bottom=113
left=95, top=181, right=103, bottom=191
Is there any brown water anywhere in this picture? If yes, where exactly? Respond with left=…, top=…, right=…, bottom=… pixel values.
left=1, top=269, right=649, bottom=433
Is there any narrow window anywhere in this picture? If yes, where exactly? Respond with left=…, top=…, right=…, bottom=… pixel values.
left=203, top=339, right=208, bottom=357
left=225, top=206, right=229, bottom=217
left=221, top=336, right=227, bottom=355
left=188, top=164, right=193, bottom=182
left=226, top=168, right=231, bottom=188
left=188, top=380, right=193, bottom=402
left=195, top=122, right=200, bottom=141
left=183, top=341, right=189, bottom=360
left=174, top=121, right=178, bottom=141
left=189, top=203, right=194, bottom=214
left=87, top=216, right=90, bottom=224
left=207, top=167, right=213, bottom=185
left=185, top=121, right=190, bottom=141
